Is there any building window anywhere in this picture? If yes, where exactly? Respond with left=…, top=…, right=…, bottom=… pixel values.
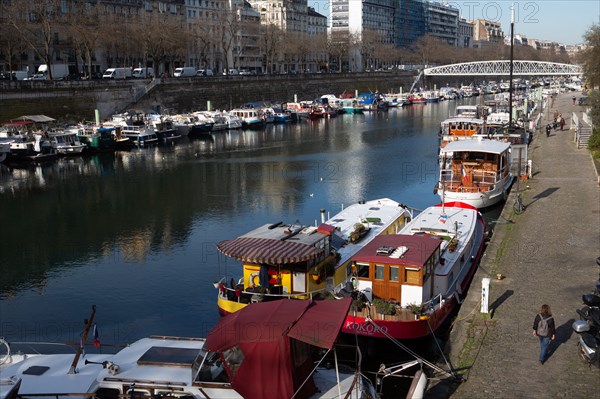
left=356, top=263, right=370, bottom=279
left=390, top=266, right=399, bottom=282
left=375, top=265, right=384, bottom=280
left=404, top=268, right=421, bottom=285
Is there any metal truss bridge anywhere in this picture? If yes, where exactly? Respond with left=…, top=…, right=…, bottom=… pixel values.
left=423, top=60, right=581, bottom=76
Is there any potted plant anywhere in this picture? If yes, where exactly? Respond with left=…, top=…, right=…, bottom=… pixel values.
left=448, top=237, right=459, bottom=252
left=349, top=223, right=367, bottom=243
left=373, top=298, right=396, bottom=316
left=351, top=298, right=366, bottom=312
left=311, top=266, right=323, bottom=282
left=406, top=302, right=424, bottom=318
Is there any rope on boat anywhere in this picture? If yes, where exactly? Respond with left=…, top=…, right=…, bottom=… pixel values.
left=425, top=318, right=461, bottom=381
left=364, top=316, right=456, bottom=380
left=290, top=348, right=331, bottom=399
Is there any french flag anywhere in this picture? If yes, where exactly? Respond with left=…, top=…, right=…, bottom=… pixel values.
left=438, top=213, right=448, bottom=224
left=93, top=324, right=101, bottom=348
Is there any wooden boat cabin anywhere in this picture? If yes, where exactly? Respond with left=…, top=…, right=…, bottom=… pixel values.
left=350, top=234, right=443, bottom=310
left=439, top=139, right=511, bottom=194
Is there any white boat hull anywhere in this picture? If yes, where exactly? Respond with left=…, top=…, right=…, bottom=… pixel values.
left=439, top=176, right=513, bottom=209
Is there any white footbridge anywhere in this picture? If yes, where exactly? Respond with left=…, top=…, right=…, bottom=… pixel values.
left=423, top=60, right=581, bottom=76
left=410, top=60, right=581, bottom=92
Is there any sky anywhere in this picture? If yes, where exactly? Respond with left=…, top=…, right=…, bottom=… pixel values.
left=308, top=0, right=599, bottom=45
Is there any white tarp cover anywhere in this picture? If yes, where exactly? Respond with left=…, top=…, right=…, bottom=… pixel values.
left=17, top=115, right=56, bottom=123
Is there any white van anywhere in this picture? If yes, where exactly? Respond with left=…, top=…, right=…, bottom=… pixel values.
left=132, top=67, right=154, bottom=79
left=196, top=69, right=214, bottom=77
left=103, top=68, right=132, bottom=79
left=173, top=67, right=196, bottom=77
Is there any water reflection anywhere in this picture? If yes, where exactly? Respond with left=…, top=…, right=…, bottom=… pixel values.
left=0, top=100, right=483, bottom=342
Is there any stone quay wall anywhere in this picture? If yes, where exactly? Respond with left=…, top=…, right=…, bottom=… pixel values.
left=0, top=72, right=416, bottom=123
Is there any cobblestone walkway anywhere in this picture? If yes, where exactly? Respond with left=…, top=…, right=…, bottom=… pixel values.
left=426, top=92, right=600, bottom=399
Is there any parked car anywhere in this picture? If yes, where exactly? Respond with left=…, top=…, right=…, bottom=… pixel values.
left=196, top=69, right=214, bottom=77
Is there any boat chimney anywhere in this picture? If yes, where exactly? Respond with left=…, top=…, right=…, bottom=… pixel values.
left=320, top=209, right=326, bottom=224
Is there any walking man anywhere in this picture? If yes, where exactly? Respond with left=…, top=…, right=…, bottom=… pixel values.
left=533, top=304, right=556, bottom=364
left=559, top=115, right=565, bottom=131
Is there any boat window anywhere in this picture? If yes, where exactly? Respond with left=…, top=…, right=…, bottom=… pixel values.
left=390, top=266, right=399, bottom=282
left=357, top=263, right=370, bottom=278
left=404, top=268, right=421, bottom=285
left=375, top=264, right=384, bottom=280
left=194, top=351, right=230, bottom=383
left=223, top=345, right=244, bottom=378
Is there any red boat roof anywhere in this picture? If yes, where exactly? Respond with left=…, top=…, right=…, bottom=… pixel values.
left=351, top=234, right=442, bottom=267
left=206, top=298, right=352, bottom=399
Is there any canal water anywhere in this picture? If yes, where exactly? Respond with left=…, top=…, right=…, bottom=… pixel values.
left=0, top=99, right=496, bottom=357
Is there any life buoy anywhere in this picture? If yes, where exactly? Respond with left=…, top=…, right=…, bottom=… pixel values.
left=248, top=272, right=260, bottom=288
left=0, top=338, right=11, bottom=365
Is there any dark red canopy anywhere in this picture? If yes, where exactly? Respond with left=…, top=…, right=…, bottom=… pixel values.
left=205, top=298, right=352, bottom=399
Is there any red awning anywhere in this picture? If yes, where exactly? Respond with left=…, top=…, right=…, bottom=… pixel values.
left=288, top=297, right=352, bottom=349
left=217, top=237, right=323, bottom=264
left=205, top=298, right=352, bottom=352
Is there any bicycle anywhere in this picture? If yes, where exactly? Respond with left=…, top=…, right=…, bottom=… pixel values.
left=513, top=192, right=525, bottom=214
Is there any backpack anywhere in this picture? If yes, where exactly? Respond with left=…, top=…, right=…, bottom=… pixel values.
left=537, top=314, right=552, bottom=336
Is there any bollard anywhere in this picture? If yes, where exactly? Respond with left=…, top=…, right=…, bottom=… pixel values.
left=481, top=278, right=491, bottom=313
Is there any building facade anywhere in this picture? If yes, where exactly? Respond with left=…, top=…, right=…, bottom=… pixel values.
left=395, top=0, right=427, bottom=48
left=470, top=18, right=505, bottom=47
left=425, top=1, right=459, bottom=46
left=458, top=18, right=473, bottom=48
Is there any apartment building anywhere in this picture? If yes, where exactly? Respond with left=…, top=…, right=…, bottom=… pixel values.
left=470, top=18, right=505, bottom=47
left=425, top=1, right=459, bottom=47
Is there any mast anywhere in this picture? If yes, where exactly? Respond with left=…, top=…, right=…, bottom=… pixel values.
left=508, top=5, right=515, bottom=129
left=68, top=305, right=96, bottom=374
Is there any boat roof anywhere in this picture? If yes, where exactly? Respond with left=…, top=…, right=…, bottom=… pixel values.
left=96, top=336, right=204, bottom=386
left=323, top=198, right=411, bottom=263
left=206, top=298, right=352, bottom=399
left=440, top=139, right=511, bottom=154
left=442, top=117, right=485, bottom=124
left=217, top=224, right=328, bottom=264
left=351, top=234, right=442, bottom=267
left=14, top=115, right=55, bottom=123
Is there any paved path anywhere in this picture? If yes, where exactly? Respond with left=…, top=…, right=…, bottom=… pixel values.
left=426, top=92, right=600, bottom=399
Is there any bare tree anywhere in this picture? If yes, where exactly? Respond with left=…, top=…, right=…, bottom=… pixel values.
left=581, top=24, right=600, bottom=88
left=0, top=2, right=29, bottom=77
left=190, top=23, right=215, bottom=71
left=64, top=1, right=103, bottom=79
left=259, top=23, right=282, bottom=74
left=327, top=30, right=351, bottom=72
left=355, top=29, right=384, bottom=70
left=7, top=0, right=64, bottom=80
left=216, top=5, right=240, bottom=74
left=133, top=11, right=186, bottom=76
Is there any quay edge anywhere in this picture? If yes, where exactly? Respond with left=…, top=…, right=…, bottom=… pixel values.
left=426, top=92, right=600, bottom=398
